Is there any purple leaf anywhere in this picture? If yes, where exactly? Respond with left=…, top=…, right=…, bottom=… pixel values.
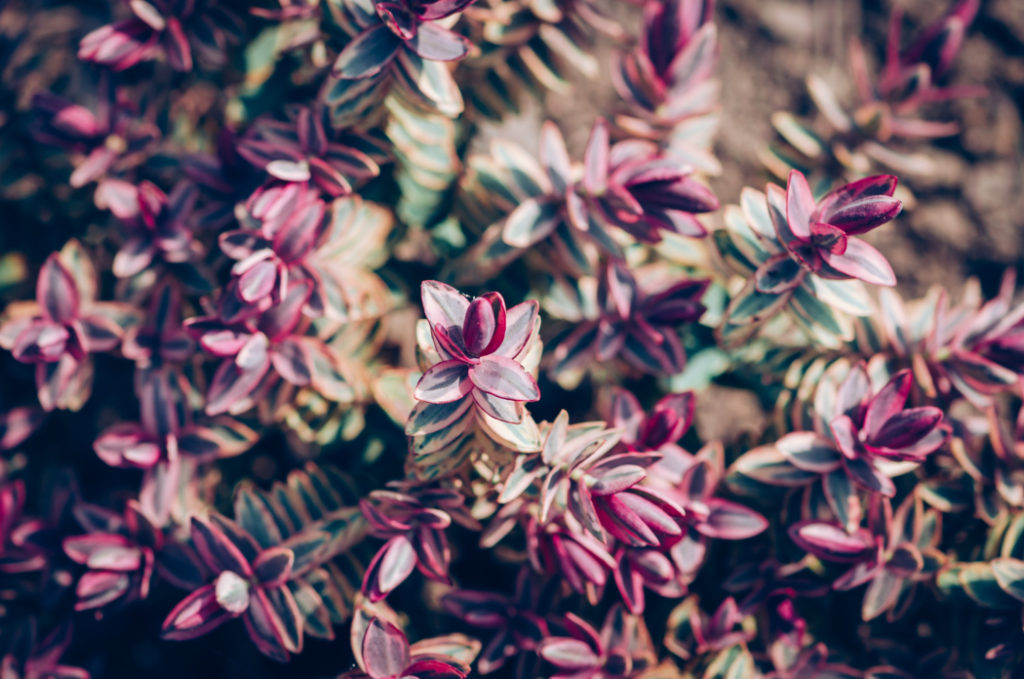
left=785, top=170, right=815, bottom=241
left=462, top=296, right=499, bottom=356
left=190, top=516, right=252, bottom=576
left=364, top=534, right=417, bottom=601
left=412, top=524, right=450, bottom=583
left=253, top=547, right=295, bottom=587
left=205, top=356, right=269, bottom=416
left=821, top=238, right=897, bottom=286
left=362, top=618, right=410, bottom=679
left=469, top=355, right=540, bottom=402
left=271, top=338, right=313, bottom=386
left=861, top=568, right=903, bottom=621
left=823, top=196, right=902, bottom=235
left=266, top=159, right=311, bottom=182
left=258, top=281, right=311, bottom=341
left=588, top=463, right=647, bottom=495
left=37, top=255, right=79, bottom=324
left=776, top=431, right=842, bottom=473
left=406, top=22, right=472, bottom=61
left=867, top=407, right=944, bottom=450
left=161, top=584, right=233, bottom=641
left=864, top=371, right=912, bottom=438
left=76, top=571, right=131, bottom=610
left=242, top=588, right=291, bottom=662
left=421, top=281, right=469, bottom=335
left=472, top=388, right=523, bottom=423
left=697, top=499, right=769, bottom=540
left=493, top=301, right=538, bottom=359
left=843, top=456, right=896, bottom=496
left=540, top=638, right=600, bottom=671
left=789, top=521, right=875, bottom=562
left=332, top=24, right=401, bottom=79
left=415, top=360, right=471, bottom=403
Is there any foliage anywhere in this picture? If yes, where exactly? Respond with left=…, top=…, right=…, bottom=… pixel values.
left=0, top=0, right=1013, bottom=677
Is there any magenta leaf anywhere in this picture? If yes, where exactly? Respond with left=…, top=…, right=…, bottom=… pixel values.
left=697, top=499, right=769, bottom=540
left=190, top=516, right=252, bottom=577
left=821, top=238, right=897, bottom=286
left=789, top=522, right=875, bottom=562
left=37, top=255, right=79, bottom=324
left=415, top=360, right=472, bottom=403
left=364, top=534, right=417, bottom=601
left=362, top=617, right=411, bottom=679
left=406, top=22, right=471, bottom=61
left=252, top=547, right=295, bottom=586
left=469, top=355, right=540, bottom=402
left=332, top=24, right=402, bottom=79
left=162, top=584, right=233, bottom=641
left=540, top=638, right=601, bottom=671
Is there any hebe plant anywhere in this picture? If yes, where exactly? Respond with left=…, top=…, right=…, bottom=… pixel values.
left=0, top=0, right=1017, bottom=677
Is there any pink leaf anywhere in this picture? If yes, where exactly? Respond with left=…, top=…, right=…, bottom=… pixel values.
left=469, top=355, right=540, bottom=402
left=362, top=617, right=410, bottom=679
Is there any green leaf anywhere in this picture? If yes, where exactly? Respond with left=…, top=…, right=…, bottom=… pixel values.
left=955, top=562, right=1020, bottom=608
left=991, top=557, right=1024, bottom=602
left=667, top=347, right=731, bottom=392
left=722, top=278, right=792, bottom=327
left=771, top=111, right=825, bottom=158
left=235, top=483, right=284, bottom=550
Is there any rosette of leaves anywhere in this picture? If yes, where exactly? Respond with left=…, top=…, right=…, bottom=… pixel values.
left=103, top=179, right=207, bottom=283
left=763, top=0, right=983, bottom=189
left=30, top=78, right=161, bottom=195
left=731, top=366, right=948, bottom=533
left=186, top=279, right=356, bottom=416
left=0, top=623, right=89, bottom=679
left=78, top=0, right=242, bottom=72
left=662, top=595, right=755, bottom=673
left=453, top=119, right=717, bottom=283
left=546, top=260, right=708, bottom=386
left=0, top=241, right=139, bottom=412
left=740, top=272, right=1024, bottom=441
left=62, top=499, right=203, bottom=612
left=321, top=0, right=474, bottom=126
left=537, top=604, right=656, bottom=679
left=405, top=281, right=543, bottom=480
left=229, top=464, right=367, bottom=642
left=452, top=123, right=609, bottom=283
left=716, top=170, right=902, bottom=347
left=789, top=493, right=945, bottom=622
left=441, top=566, right=553, bottom=674
left=611, top=0, right=721, bottom=174
left=160, top=464, right=365, bottom=661
left=341, top=604, right=480, bottom=678
left=359, top=484, right=463, bottom=601
left=235, top=104, right=385, bottom=199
